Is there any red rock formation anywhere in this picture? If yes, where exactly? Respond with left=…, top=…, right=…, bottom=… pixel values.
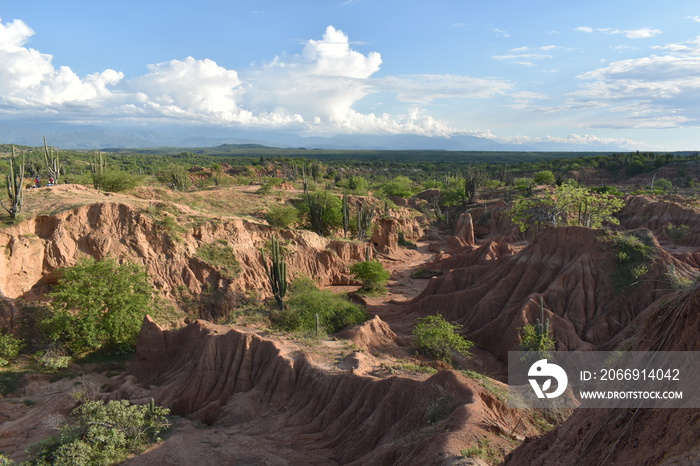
left=505, top=284, right=700, bottom=465
left=107, top=316, right=538, bottom=465
left=404, top=226, right=695, bottom=359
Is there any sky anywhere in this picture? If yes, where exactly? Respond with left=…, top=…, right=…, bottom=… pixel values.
left=1, top=0, right=700, bottom=150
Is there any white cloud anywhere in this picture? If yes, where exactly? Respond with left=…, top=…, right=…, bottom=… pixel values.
left=624, top=28, right=662, bottom=39
left=575, top=26, right=662, bottom=39
left=497, top=133, right=637, bottom=147
left=570, top=35, right=700, bottom=128
left=493, top=28, right=510, bottom=38
left=0, top=18, right=122, bottom=107
left=686, top=16, right=700, bottom=23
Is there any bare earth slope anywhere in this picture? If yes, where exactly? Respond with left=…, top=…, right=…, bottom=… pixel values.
left=106, top=317, right=537, bottom=465
left=403, top=226, right=696, bottom=360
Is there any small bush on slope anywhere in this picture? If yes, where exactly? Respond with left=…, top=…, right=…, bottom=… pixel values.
left=27, top=399, right=169, bottom=466
left=413, top=315, right=473, bottom=364
left=273, top=277, right=367, bottom=335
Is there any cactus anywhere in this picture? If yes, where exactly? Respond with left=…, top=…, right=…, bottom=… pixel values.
left=262, top=236, right=287, bottom=310
left=301, top=164, right=309, bottom=193
left=43, top=136, right=60, bottom=184
left=3, top=145, right=25, bottom=218
left=356, top=201, right=375, bottom=241
left=365, top=244, right=372, bottom=261
left=342, top=192, right=350, bottom=238
left=90, top=151, right=106, bottom=190
left=535, top=297, right=550, bottom=341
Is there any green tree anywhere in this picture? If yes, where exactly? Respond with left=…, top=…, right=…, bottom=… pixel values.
left=265, top=205, right=299, bottom=229
left=43, top=258, right=153, bottom=355
left=382, top=176, right=414, bottom=198
left=533, top=170, right=556, bottom=185
left=413, top=315, right=473, bottom=364
left=0, top=332, right=22, bottom=366
left=349, top=260, right=391, bottom=295
left=665, top=223, right=690, bottom=248
left=508, top=184, right=624, bottom=233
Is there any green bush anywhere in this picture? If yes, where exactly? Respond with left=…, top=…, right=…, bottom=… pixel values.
left=28, top=399, right=169, bottom=466
left=91, top=170, right=143, bottom=192
left=381, top=176, right=415, bottom=198
left=42, top=257, right=153, bottom=355
left=295, top=191, right=343, bottom=236
left=413, top=315, right=473, bottom=364
left=349, top=260, right=391, bottom=295
left=265, top=205, right=299, bottom=229
left=195, top=240, right=241, bottom=279
left=533, top=170, right=555, bottom=185
left=519, top=323, right=556, bottom=357
left=0, top=332, right=22, bottom=366
left=274, top=277, right=367, bottom=334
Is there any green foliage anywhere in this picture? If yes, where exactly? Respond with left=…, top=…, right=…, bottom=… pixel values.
left=273, top=277, right=367, bottom=334
left=156, top=164, right=190, bottom=191
left=655, top=178, right=673, bottom=192
left=520, top=298, right=556, bottom=360
left=0, top=332, right=22, bottom=366
left=355, top=201, right=375, bottom=241
left=608, top=231, right=657, bottom=288
left=463, top=165, right=486, bottom=203
left=27, top=399, right=169, bottom=466
left=195, top=240, right=241, bottom=279
left=508, top=184, right=624, bottom=233
left=265, top=204, right=299, bottom=229
left=381, top=175, right=414, bottom=198
left=533, top=170, right=556, bottom=185
left=349, top=260, right=391, bottom=295
left=665, top=223, right=690, bottom=248
left=91, top=170, right=143, bottom=192
left=296, top=191, right=343, bottom=236
left=413, top=314, right=473, bottom=364
left=43, top=258, right=153, bottom=355
left=344, top=176, right=368, bottom=195
left=461, top=438, right=501, bottom=463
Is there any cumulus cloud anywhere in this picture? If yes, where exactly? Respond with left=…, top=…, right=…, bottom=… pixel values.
left=0, top=18, right=122, bottom=108
left=0, top=19, right=512, bottom=137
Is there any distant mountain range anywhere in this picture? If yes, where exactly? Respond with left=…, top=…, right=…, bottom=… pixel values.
left=0, top=121, right=629, bottom=152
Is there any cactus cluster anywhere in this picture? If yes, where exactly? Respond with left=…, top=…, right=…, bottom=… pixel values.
left=535, top=296, right=550, bottom=341
left=3, top=145, right=25, bottom=218
left=356, top=201, right=375, bottom=241
left=262, top=236, right=287, bottom=310
left=342, top=192, right=350, bottom=238
left=90, top=151, right=106, bottom=190
left=43, top=136, right=60, bottom=184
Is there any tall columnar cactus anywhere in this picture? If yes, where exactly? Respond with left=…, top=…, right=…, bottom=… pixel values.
left=342, top=192, right=350, bottom=238
left=301, top=164, right=309, bottom=193
left=43, top=136, right=60, bottom=184
left=262, top=236, right=287, bottom=310
left=356, top=201, right=375, bottom=241
left=365, top=244, right=372, bottom=261
left=90, top=151, right=106, bottom=190
left=4, top=145, right=25, bottom=218
left=535, top=297, right=550, bottom=346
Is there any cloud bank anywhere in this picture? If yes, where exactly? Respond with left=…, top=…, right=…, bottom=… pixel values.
left=0, top=20, right=512, bottom=137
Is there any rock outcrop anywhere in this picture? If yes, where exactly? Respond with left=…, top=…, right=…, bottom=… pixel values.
left=404, top=226, right=695, bottom=359
left=107, top=317, right=538, bottom=465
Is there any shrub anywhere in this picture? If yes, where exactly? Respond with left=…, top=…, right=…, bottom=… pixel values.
left=0, top=332, right=22, bottom=366
left=533, top=170, right=556, bottom=185
left=265, top=205, right=299, bottom=229
left=295, top=191, right=343, bottom=236
left=27, top=399, right=169, bottom=465
left=413, top=315, right=473, bottom=364
left=91, top=170, right=143, bottom=192
left=349, top=260, right=391, bottom=295
left=382, top=176, right=414, bottom=198
left=665, top=223, right=690, bottom=248
left=42, top=257, right=153, bottom=355
left=274, top=277, right=367, bottom=335
left=195, top=240, right=241, bottom=279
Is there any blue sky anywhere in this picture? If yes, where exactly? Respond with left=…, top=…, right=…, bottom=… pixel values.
left=1, top=0, right=700, bottom=149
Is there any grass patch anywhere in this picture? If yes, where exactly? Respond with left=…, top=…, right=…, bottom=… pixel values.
left=604, top=230, right=657, bottom=289
left=461, top=438, right=502, bottom=463
left=460, top=370, right=508, bottom=401
left=195, top=239, right=242, bottom=279
left=410, top=268, right=443, bottom=279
